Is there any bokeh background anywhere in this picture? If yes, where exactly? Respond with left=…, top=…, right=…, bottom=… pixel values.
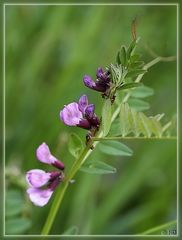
left=5, top=4, right=177, bottom=235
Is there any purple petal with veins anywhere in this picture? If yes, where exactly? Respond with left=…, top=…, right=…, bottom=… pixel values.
left=96, top=67, right=104, bottom=79
left=85, top=104, right=95, bottom=120
left=26, top=169, right=51, bottom=188
left=78, top=95, right=88, bottom=114
left=27, top=187, right=53, bottom=207
left=60, top=102, right=83, bottom=126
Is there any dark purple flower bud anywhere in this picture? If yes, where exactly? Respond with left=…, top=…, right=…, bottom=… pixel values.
left=89, top=115, right=100, bottom=128
left=96, top=67, right=104, bottom=79
left=96, top=67, right=110, bottom=82
left=50, top=171, right=61, bottom=181
left=85, top=104, right=95, bottom=120
left=83, top=75, right=95, bottom=88
left=83, top=75, right=106, bottom=92
left=78, top=95, right=88, bottom=114
left=48, top=177, right=61, bottom=191
left=52, top=161, right=65, bottom=170
left=77, top=118, right=91, bottom=130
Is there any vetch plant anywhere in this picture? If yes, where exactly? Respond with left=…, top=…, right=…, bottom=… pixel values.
left=25, top=23, right=176, bottom=235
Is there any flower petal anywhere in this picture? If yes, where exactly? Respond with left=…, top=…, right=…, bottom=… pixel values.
left=78, top=95, right=88, bottom=113
left=96, top=67, right=104, bottom=79
left=85, top=104, right=95, bottom=120
left=36, top=143, right=65, bottom=170
left=60, top=102, right=83, bottom=126
left=27, top=188, right=53, bottom=207
left=83, top=75, right=106, bottom=92
left=77, top=119, right=91, bottom=129
left=83, top=75, right=96, bottom=89
left=26, top=169, right=51, bottom=188
left=36, top=143, right=52, bottom=164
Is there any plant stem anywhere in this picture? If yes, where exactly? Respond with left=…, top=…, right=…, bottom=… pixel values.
left=41, top=55, right=176, bottom=235
left=41, top=143, right=94, bottom=235
left=92, top=136, right=177, bottom=141
left=140, top=219, right=177, bottom=235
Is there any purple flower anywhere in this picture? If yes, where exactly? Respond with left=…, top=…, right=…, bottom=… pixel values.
left=36, top=142, right=64, bottom=170
left=83, top=67, right=111, bottom=93
left=26, top=143, right=64, bottom=207
left=26, top=170, right=62, bottom=207
left=60, top=95, right=100, bottom=130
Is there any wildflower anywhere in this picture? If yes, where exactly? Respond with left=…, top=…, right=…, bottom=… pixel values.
left=60, top=95, right=100, bottom=130
left=36, top=142, right=64, bottom=170
left=83, top=67, right=111, bottom=94
left=26, top=143, right=64, bottom=207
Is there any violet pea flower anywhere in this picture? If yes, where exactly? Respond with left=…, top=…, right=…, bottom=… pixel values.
left=36, top=142, right=64, bottom=170
left=83, top=67, right=111, bottom=93
left=26, top=170, right=62, bottom=207
left=26, top=143, right=64, bottom=207
left=60, top=95, right=100, bottom=130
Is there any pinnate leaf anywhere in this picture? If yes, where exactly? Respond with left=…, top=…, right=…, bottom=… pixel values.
left=130, top=85, right=154, bottom=98
left=102, top=99, right=112, bottom=136
left=128, top=98, right=150, bottom=111
left=68, top=133, right=84, bottom=158
left=99, top=141, right=133, bottom=156
left=80, top=160, right=116, bottom=174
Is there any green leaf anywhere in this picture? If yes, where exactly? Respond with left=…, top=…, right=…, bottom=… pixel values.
left=5, top=218, right=32, bottom=234
left=110, top=64, right=122, bottom=84
left=117, top=82, right=141, bottom=90
left=130, top=61, right=144, bottom=68
left=138, top=112, right=152, bottom=137
left=128, top=98, right=150, bottom=111
left=62, top=226, right=79, bottom=235
left=116, top=51, right=121, bottom=65
left=119, top=103, right=171, bottom=138
left=129, top=108, right=141, bottom=137
left=108, top=119, right=122, bottom=136
left=68, top=133, right=84, bottom=158
left=99, top=141, right=133, bottom=156
left=102, top=99, right=112, bottom=136
left=80, top=160, right=116, bottom=174
left=130, top=85, right=154, bottom=98
left=149, top=117, right=163, bottom=137
left=154, top=113, right=165, bottom=121
left=130, top=54, right=141, bottom=62
left=126, top=40, right=137, bottom=58
left=120, top=103, right=131, bottom=136
left=126, top=69, right=147, bottom=78
left=5, top=190, right=24, bottom=217
left=120, top=46, right=127, bottom=66
left=162, top=121, right=172, bottom=133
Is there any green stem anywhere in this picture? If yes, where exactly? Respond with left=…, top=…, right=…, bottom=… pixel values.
left=41, top=55, right=176, bottom=235
left=140, top=219, right=177, bottom=235
left=92, top=136, right=177, bottom=141
left=41, top=142, right=94, bottom=235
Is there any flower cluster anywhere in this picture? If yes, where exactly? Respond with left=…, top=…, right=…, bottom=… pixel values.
left=26, top=75, right=104, bottom=206
left=60, top=95, right=100, bottom=142
left=26, top=143, right=64, bottom=207
left=83, top=67, right=112, bottom=99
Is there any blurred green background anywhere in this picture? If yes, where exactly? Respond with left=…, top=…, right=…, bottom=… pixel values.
left=5, top=4, right=177, bottom=235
